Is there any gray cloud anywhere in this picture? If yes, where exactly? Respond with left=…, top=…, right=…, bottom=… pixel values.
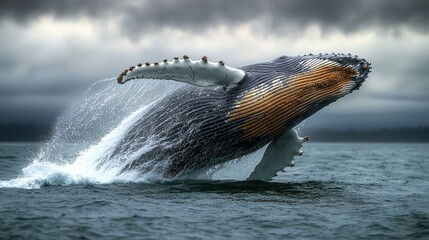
left=1, top=0, right=428, bottom=131
left=0, top=0, right=118, bottom=23
left=1, top=0, right=428, bottom=38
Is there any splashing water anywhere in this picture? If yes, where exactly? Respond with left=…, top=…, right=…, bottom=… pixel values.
left=1, top=78, right=266, bottom=189
left=1, top=79, right=180, bottom=188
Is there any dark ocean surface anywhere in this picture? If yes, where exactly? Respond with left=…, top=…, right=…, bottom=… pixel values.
left=1, top=142, right=428, bottom=239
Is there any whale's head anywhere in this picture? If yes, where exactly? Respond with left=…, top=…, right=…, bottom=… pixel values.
left=329, top=54, right=371, bottom=94
left=291, top=54, right=371, bottom=102
left=228, top=54, right=371, bottom=140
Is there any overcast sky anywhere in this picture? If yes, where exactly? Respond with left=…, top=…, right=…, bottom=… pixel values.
left=1, top=0, right=428, bottom=130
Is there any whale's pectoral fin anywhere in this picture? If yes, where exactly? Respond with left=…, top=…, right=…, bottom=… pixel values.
left=247, top=129, right=308, bottom=182
left=117, top=55, right=246, bottom=90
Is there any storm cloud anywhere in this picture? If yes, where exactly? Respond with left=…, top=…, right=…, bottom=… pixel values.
left=0, top=0, right=118, bottom=23
left=0, top=0, right=428, bottom=131
left=1, top=0, right=429, bottom=36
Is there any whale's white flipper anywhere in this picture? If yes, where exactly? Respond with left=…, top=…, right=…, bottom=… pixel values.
left=247, top=129, right=308, bottom=181
left=117, top=56, right=246, bottom=90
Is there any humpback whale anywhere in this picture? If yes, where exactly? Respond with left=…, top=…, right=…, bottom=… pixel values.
left=115, top=54, right=371, bottom=181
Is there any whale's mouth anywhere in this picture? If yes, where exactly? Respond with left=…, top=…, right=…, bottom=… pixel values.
left=351, top=60, right=371, bottom=91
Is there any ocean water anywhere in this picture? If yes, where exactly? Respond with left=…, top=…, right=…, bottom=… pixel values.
left=1, top=142, right=428, bottom=239
left=1, top=80, right=428, bottom=239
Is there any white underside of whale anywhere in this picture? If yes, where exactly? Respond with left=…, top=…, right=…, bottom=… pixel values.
left=118, top=57, right=245, bottom=90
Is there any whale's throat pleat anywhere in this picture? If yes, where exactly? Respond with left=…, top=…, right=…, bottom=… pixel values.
left=228, top=63, right=357, bottom=140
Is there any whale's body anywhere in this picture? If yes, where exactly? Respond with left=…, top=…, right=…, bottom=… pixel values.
left=115, top=54, right=371, bottom=180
